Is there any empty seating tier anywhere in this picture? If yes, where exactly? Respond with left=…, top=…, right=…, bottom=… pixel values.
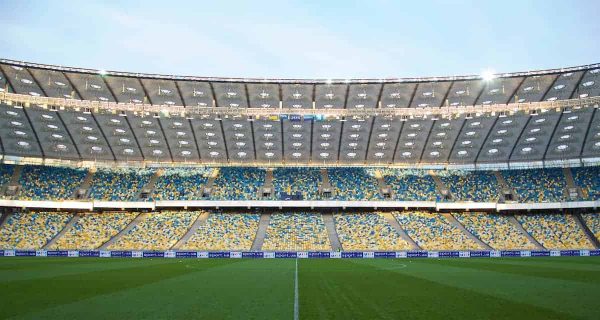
left=89, top=168, right=155, bottom=201
left=395, top=211, right=483, bottom=250
left=18, top=165, right=87, bottom=200
left=0, top=212, right=72, bottom=249
left=380, top=169, right=438, bottom=201
left=262, top=212, right=330, bottom=251
left=438, top=170, right=499, bottom=202
left=50, top=212, right=138, bottom=249
left=572, top=167, right=600, bottom=201
left=181, top=212, right=260, bottom=251
left=329, top=168, right=382, bottom=201
left=453, top=212, right=536, bottom=250
left=516, top=214, right=594, bottom=249
left=107, top=211, right=199, bottom=250
left=273, top=168, right=321, bottom=200
left=502, top=168, right=567, bottom=203
left=152, top=167, right=212, bottom=200
left=210, top=167, right=265, bottom=200
left=334, top=212, right=411, bottom=251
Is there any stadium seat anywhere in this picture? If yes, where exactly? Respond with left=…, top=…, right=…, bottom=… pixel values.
left=210, top=167, right=266, bottom=200
left=438, top=170, right=499, bottom=202
left=262, top=212, right=330, bottom=251
left=0, top=165, right=15, bottom=189
left=395, top=211, right=483, bottom=250
left=329, top=168, right=383, bottom=201
left=107, top=211, right=199, bottom=250
left=50, top=211, right=138, bottom=249
left=334, top=212, right=411, bottom=250
left=581, top=213, right=600, bottom=242
left=89, top=168, right=155, bottom=201
left=502, top=168, right=567, bottom=202
left=572, top=167, right=600, bottom=201
left=152, top=167, right=213, bottom=200
left=273, top=168, right=321, bottom=200
left=181, top=212, right=260, bottom=251
left=453, top=212, right=536, bottom=249
left=379, top=169, right=438, bottom=201
left=0, top=212, right=72, bottom=249
left=18, top=165, right=87, bottom=200
left=516, top=213, right=594, bottom=249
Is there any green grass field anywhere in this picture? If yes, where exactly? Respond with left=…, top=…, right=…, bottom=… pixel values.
left=1, top=257, right=600, bottom=319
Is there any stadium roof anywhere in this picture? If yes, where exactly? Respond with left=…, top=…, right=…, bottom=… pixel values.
left=0, top=59, right=599, bottom=168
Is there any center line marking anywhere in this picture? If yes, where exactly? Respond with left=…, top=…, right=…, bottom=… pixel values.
left=294, top=258, right=299, bottom=320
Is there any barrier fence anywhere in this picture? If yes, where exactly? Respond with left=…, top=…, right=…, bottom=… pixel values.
left=1, top=249, right=599, bottom=259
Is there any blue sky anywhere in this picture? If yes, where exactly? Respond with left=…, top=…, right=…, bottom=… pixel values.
left=0, top=0, right=598, bottom=79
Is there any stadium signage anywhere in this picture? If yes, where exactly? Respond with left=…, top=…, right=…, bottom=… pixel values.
left=79, top=250, right=100, bottom=257
left=1, top=250, right=599, bottom=259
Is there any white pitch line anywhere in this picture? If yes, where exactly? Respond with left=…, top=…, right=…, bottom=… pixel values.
left=294, top=258, right=299, bottom=320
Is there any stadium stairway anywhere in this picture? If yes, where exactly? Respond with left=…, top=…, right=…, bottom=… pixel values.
left=493, top=171, right=517, bottom=202
left=563, top=168, right=583, bottom=200
left=429, top=171, right=453, bottom=201
left=99, top=212, right=146, bottom=250
left=2, top=165, right=22, bottom=196
left=0, top=212, right=10, bottom=229
left=574, top=213, right=600, bottom=249
left=262, top=169, right=274, bottom=199
left=507, top=215, right=545, bottom=249
left=203, top=169, right=219, bottom=194
left=444, top=213, right=493, bottom=250
left=322, top=213, right=342, bottom=251
left=251, top=213, right=271, bottom=251
left=374, top=170, right=392, bottom=199
left=43, top=214, right=80, bottom=249
left=319, top=169, right=333, bottom=198
left=136, top=169, right=164, bottom=200
left=72, top=169, right=95, bottom=199
left=383, top=212, right=421, bottom=250
left=170, top=211, right=211, bottom=250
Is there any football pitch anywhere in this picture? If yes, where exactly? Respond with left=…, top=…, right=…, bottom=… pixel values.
left=1, top=257, right=599, bottom=319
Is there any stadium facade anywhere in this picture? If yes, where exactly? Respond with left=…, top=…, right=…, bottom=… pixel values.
left=0, top=59, right=599, bottom=255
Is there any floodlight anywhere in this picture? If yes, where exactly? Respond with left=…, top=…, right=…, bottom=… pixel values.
left=481, top=69, right=496, bottom=81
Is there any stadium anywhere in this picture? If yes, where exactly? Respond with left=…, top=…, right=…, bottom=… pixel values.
left=1, top=1, right=600, bottom=319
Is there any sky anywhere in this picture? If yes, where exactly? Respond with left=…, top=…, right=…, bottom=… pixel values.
left=0, top=0, right=598, bottom=79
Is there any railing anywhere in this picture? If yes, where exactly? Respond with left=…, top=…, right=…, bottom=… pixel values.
left=0, top=198, right=597, bottom=211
